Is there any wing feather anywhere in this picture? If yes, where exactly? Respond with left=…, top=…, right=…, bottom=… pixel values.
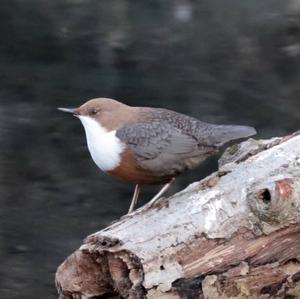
left=116, top=121, right=198, bottom=160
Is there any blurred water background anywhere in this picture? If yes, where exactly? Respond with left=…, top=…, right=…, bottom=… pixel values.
left=1, top=0, right=300, bottom=298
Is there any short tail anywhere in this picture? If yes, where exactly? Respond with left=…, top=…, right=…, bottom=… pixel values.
left=209, top=125, right=256, bottom=147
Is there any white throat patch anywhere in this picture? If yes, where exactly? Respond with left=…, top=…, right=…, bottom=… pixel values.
left=78, top=116, right=124, bottom=171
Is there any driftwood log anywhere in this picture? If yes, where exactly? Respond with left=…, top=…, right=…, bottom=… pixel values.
left=56, top=132, right=300, bottom=299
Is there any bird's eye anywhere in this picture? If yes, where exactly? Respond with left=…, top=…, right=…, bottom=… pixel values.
left=91, top=109, right=99, bottom=116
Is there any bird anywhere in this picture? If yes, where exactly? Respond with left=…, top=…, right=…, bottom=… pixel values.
left=58, top=98, right=256, bottom=213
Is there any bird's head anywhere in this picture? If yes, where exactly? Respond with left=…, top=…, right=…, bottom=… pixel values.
left=58, top=98, right=133, bottom=132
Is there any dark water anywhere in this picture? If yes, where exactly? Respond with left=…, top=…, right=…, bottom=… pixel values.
left=1, top=1, right=300, bottom=298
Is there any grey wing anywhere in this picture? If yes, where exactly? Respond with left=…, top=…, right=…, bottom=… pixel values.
left=116, top=121, right=215, bottom=175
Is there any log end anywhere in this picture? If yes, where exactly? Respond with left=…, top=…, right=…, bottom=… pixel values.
left=56, top=245, right=145, bottom=299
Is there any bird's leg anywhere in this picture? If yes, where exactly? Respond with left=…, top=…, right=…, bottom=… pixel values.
left=128, top=184, right=141, bottom=213
left=147, top=177, right=176, bottom=207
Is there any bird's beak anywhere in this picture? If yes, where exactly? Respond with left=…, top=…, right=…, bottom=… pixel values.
left=57, top=107, right=79, bottom=116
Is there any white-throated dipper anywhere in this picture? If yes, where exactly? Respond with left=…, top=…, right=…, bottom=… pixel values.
left=58, top=98, right=256, bottom=213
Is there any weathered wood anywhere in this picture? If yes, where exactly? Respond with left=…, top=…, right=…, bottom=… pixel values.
left=56, top=132, right=300, bottom=299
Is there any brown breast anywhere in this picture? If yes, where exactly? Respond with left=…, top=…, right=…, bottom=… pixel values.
left=107, top=148, right=172, bottom=185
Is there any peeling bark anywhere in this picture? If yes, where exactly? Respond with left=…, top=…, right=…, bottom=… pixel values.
left=56, top=132, right=300, bottom=299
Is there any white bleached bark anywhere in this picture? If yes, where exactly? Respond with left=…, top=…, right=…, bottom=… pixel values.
left=56, top=132, right=300, bottom=299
